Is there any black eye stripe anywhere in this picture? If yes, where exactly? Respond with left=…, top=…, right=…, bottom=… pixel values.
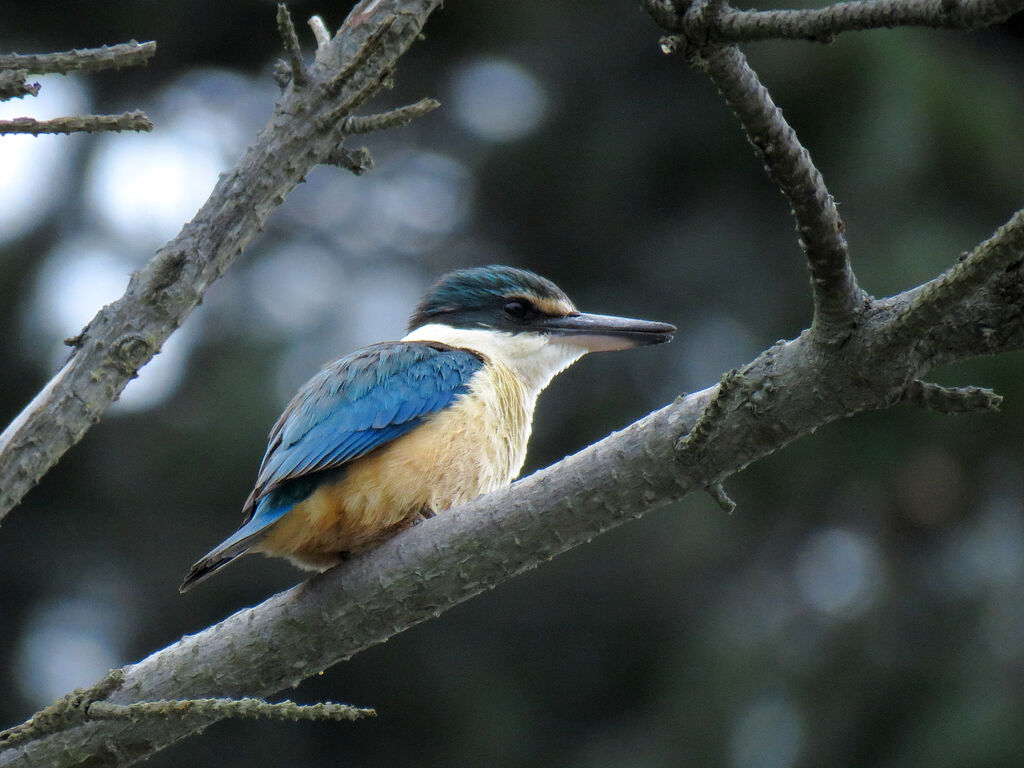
left=503, top=298, right=540, bottom=321
left=504, top=300, right=527, bottom=318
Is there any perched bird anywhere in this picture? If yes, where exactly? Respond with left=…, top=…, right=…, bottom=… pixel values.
left=180, top=266, right=674, bottom=591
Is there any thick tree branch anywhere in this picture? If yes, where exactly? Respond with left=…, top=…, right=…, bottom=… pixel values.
left=645, top=0, right=1024, bottom=43
left=0, top=41, right=157, bottom=74
left=0, top=0, right=443, bottom=525
left=695, top=43, right=866, bottom=342
left=3, top=249, right=1022, bottom=767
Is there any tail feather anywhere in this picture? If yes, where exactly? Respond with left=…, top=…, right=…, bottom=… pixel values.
left=179, top=553, right=241, bottom=592
left=179, top=522, right=274, bottom=592
left=180, top=493, right=296, bottom=593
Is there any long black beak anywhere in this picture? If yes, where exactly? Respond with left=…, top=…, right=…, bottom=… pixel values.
left=537, top=312, right=676, bottom=352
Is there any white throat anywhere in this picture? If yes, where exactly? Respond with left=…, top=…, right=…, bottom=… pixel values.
left=402, top=324, right=587, bottom=396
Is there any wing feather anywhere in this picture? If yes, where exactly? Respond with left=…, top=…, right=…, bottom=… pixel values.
left=247, top=341, right=483, bottom=517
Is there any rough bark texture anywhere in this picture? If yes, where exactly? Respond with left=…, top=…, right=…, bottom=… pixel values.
left=3, top=238, right=1022, bottom=766
left=649, top=0, right=1024, bottom=41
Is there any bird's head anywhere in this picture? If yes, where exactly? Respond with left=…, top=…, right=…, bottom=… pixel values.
left=404, top=266, right=674, bottom=392
left=408, top=265, right=675, bottom=351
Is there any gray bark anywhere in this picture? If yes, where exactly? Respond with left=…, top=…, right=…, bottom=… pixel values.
left=2, top=215, right=1022, bottom=766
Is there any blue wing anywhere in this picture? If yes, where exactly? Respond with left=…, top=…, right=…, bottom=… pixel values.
left=180, top=341, right=483, bottom=591
left=251, top=340, right=483, bottom=513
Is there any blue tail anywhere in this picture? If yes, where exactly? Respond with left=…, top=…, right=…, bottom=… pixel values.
left=179, top=496, right=293, bottom=592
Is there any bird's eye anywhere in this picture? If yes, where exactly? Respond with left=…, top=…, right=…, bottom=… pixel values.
left=503, top=300, right=532, bottom=320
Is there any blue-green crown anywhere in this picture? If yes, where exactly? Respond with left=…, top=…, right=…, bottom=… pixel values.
left=408, top=265, right=572, bottom=331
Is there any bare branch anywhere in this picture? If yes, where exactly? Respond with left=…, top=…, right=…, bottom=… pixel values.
left=0, top=111, right=153, bottom=136
left=276, top=3, right=309, bottom=86
left=706, top=483, right=737, bottom=513
left=5, top=247, right=1022, bottom=765
left=0, top=41, right=157, bottom=74
left=0, top=0, right=444, bottom=525
left=2, top=680, right=370, bottom=753
left=901, top=380, right=1003, bottom=413
left=696, top=44, right=866, bottom=341
left=646, top=0, right=1024, bottom=43
left=0, top=70, right=39, bottom=101
left=87, top=698, right=373, bottom=724
left=340, top=97, right=440, bottom=134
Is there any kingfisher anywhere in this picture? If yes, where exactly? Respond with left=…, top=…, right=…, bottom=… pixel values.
left=180, top=265, right=674, bottom=591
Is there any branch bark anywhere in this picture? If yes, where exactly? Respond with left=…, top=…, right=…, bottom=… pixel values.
left=646, top=0, right=1024, bottom=43
left=0, top=0, right=443, bottom=525
left=2, top=230, right=1021, bottom=765
left=697, top=43, right=865, bottom=342
left=0, top=111, right=153, bottom=135
left=0, top=41, right=157, bottom=74
left=0, top=70, right=39, bottom=101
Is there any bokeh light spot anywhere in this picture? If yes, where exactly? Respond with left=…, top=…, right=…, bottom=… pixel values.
left=795, top=528, right=884, bottom=619
left=449, top=58, right=547, bottom=142
left=14, top=596, right=124, bottom=708
left=729, top=694, right=804, bottom=768
left=25, top=236, right=193, bottom=412
left=86, top=128, right=224, bottom=245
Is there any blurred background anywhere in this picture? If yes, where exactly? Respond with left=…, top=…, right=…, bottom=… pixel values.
left=1, top=1, right=1023, bottom=766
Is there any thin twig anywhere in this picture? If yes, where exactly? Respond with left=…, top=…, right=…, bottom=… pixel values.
left=340, top=97, right=439, bottom=134
left=87, top=698, right=374, bottom=723
left=0, top=41, right=157, bottom=74
left=1, top=685, right=370, bottom=752
left=0, top=69, right=39, bottom=101
left=706, top=483, right=737, bottom=513
left=327, top=144, right=375, bottom=174
left=698, top=44, right=865, bottom=341
left=0, top=111, right=153, bottom=135
left=309, top=15, right=332, bottom=48
left=901, top=380, right=1003, bottom=413
left=276, top=4, right=308, bottom=86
